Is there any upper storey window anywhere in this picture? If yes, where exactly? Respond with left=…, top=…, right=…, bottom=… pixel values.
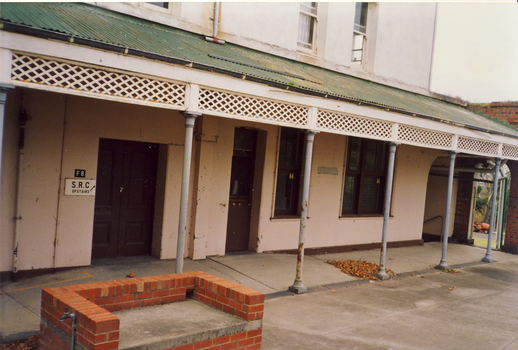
left=298, top=2, right=317, bottom=50
left=352, top=2, right=368, bottom=64
left=147, top=2, right=169, bottom=9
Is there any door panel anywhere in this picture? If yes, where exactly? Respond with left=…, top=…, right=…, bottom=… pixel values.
left=92, top=139, right=158, bottom=259
left=226, top=128, right=257, bottom=252
left=226, top=198, right=252, bottom=251
left=92, top=142, right=123, bottom=258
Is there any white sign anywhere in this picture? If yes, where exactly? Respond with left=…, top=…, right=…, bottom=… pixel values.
left=65, top=179, right=96, bottom=196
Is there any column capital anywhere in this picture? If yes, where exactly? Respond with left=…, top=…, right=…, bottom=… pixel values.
left=181, top=111, right=201, bottom=127
left=0, top=84, right=14, bottom=104
left=0, top=83, right=15, bottom=91
left=181, top=111, right=202, bottom=118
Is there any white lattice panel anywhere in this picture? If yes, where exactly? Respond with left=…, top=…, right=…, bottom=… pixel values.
left=457, top=137, right=499, bottom=156
left=198, top=89, right=308, bottom=126
left=398, top=125, right=453, bottom=149
left=503, top=144, right=518, bottom=160
left=11, top=54, right=185, bottom=107
left=316, top=110, right=392, bottom=139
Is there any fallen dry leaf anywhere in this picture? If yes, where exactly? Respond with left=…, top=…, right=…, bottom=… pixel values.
left=1, top=334, right=40, bottom=350
left=330, top=289, right=336, bottom=293
left=449, top=287, right=456, bottom=291
left=326, top=259, right=395, bottom=281
left=127, top=271, right=136, bottom=278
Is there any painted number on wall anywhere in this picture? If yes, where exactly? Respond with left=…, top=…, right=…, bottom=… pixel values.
left=74, top=169, right=86, bottom=178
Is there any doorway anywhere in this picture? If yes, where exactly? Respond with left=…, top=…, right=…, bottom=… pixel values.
left=92, top=138, right=159, bottom=259
left=226, top=128, right=258, bottom=252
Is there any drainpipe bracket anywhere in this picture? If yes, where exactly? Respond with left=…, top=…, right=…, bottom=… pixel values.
left=204, top=36, right=226, bottom=45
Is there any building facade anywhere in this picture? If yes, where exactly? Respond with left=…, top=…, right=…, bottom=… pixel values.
left=1, top=2, right=518, bottom=279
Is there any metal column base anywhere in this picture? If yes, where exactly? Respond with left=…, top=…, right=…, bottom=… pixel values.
left=289, top=281, right=307, bottom=294
left=435, top=262, right=449, bottom=270
left=374, top=270, right=390, bottom=280
left=481, top=255, right=495, bottom=263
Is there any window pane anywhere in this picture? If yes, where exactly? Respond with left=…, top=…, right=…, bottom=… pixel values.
left=275, top=170, right=297, bottom=211
left=342, top=176, right=356, bottom=212
left=352, top=33, right=365, bottom=63
left=147, top=2, right=169, bottom=9
left=275, top=127, right=304, bottom=216
left=298, top=13, right=314, bottom=47
left=354, top=2, right=368, bottom=33
left=375, top=143, right=388, bottom=173
left=279, top=128, right=303, bottom=167
left=300, top=2, right=317, bottom=15
left=343, top=137, right=388, bottom=216
left=229, top=156, right=254, bottom=196
left=361, top=177, right=381, bottom=210
left=364, top=140, right=377, bottom=172
left=348, top=137, right=361, bottom=171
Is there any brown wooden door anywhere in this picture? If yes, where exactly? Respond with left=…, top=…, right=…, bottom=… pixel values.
left=92, top=139, right=158, bottom=259
left=226, top=129, right=257, bottom=252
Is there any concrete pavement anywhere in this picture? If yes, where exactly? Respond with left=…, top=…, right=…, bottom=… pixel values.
left=1, top=242, right=518, bottom=349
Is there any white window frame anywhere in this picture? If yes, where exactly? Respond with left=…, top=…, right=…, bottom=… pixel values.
left=141, top=2, right=171, bottom=14
left=297, top=2, right=318, bottom=51
left=351, top=2, right=369, bottom=65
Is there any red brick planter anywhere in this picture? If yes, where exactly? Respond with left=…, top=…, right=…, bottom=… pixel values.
left=40, top=271, right=264, bottom=350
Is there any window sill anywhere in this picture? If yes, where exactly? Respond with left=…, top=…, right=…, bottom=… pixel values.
left=339, top=214, right=393, bottom=220
left=349, top=62, right=366, bottom=71
left=270, top=215, right=308, bottom=222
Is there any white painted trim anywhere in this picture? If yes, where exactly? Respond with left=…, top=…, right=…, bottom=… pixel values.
left=2, top=32, right=518, bottom=160
left=308, top=107, right=318, bottom=130
left=185, top=83, right=201, bottom=112
left=0, top=49, right=12, bottom=85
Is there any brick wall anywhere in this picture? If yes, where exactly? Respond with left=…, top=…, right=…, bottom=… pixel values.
left=503, top=161, right=518, bottom=253
left=40, top=271, right=264, bottom=350
left=468, top=102, right=518, bottom=126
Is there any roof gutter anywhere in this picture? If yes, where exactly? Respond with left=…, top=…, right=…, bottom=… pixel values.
left=1, top=20, right=517, bottom=140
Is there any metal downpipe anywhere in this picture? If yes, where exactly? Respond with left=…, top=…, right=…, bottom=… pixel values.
left=175, top=112, right=200, bottom=274
left=289, top=130, right=318, bottom=294
left=482, top=158, right=502, bottom=263
left=375, top=142, right=399, bottom=280
left=205, top=2, right=225, bottom=44
left=436, top=151, right=457, bottom=270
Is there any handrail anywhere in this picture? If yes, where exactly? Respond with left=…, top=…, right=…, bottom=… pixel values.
left=423, top=215, right=444, bottom=240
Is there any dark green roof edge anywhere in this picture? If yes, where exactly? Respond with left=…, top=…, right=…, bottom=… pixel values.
left=1, top=2, right=518, bottom=139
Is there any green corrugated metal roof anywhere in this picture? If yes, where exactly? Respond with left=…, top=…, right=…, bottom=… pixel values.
left=1, top=2, right=517, bottom=138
